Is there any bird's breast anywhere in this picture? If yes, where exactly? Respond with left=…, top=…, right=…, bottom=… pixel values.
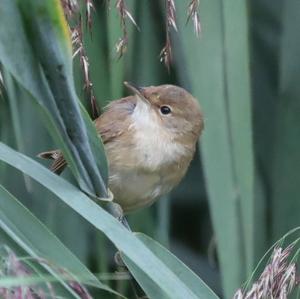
left=108, top=162, right=188, bottom=213
left=106, top=129, right=193, bottom=213
left=104, top=103, right=195, bottom=212
left=134, top=130, right=188, bottom=169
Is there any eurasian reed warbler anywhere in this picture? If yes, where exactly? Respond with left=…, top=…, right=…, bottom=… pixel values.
left=39, top=82, right=204, bottom=213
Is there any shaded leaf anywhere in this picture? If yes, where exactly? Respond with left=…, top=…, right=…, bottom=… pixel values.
left=0, top=185, right=120, bottom=296
left=0, top=142, right=203, bottom=299
left=173, top=0, right=254, bottom=296
left=0, top=0, right=108, bottom=198
left=122, top=233, right=219, bottom=299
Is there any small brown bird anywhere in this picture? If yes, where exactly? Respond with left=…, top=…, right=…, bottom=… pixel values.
left=39, top=82, right=204, bottom=213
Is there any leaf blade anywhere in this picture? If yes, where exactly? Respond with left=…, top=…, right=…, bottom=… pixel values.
left=0, top=142, right=203, bottom=299
left=122, top=233, right=219, bottom=299
left=0, top=185, right=119, bottom=296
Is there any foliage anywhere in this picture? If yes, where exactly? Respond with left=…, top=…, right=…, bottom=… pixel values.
left=0, top=0, right=300, bottom=298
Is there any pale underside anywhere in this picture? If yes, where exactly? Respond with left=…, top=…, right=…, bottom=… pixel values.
left=109, top=169, right=178, bottom=213
left=97, top=96, right=195, bottom=213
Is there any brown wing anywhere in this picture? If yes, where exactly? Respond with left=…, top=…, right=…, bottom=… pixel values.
left=38, top=96, right=136, bottom=174
left=38, top=150, right=67, bottom=174
left=94, top=96, right=136, bottom=144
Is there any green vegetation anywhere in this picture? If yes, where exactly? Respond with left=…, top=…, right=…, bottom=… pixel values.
left=0, top=0, right=299, bottom=298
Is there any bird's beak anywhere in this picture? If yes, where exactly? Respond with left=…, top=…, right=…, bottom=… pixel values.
left=124, top=81, right=150, bottom=105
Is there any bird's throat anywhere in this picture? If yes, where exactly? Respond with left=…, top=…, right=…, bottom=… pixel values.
left=130, top=101, right=189, bottom=171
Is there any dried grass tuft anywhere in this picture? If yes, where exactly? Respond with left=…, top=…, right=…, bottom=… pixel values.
left=0, top=246, right=92, bottom=299
left=60, top=0, right=203, bottom=88
left=72, top=18, right=99, bottom=118
left=0, top=246, right=53, bottom=299
left=114, top=0, right=138, bottom=58
left=160, top=0, right=177, bottom=71
left=233, top=246, right=299, bottom=299
left=187, top=0, right=201, bottom=37
left=85, top=0, right=95, bottom=31
left=161, top=0, right=201, bottom=70
left=61, top=0, right=99, bottom=118
left=61, top=0, right=79, bottom=18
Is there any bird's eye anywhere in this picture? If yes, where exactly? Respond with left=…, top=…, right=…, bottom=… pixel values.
left=160, top=106, right=172, bottom=115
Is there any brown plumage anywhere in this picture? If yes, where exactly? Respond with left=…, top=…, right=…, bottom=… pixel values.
left=39, top=83, right=204, bottom=213
left=38, top=150, right=66, bottom=174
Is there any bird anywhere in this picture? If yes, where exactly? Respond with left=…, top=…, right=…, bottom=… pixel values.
left=39, top=82, right=204, bottom=213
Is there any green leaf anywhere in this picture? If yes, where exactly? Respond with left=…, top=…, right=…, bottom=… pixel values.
left=20, top=0, right=107, bottom=196
left=0, top=184, right=120, bottom=297
left=0, top=189, right=87, bottom=299
left=0, top=142, right=204, bottom=299
left=80, top=1, right=112, bottom=108
left=0, top=0, right=108, bottom=197
left=0, top=0, right=84, bottom=190
left=107, top=4, right=125, bottom=100
left=173, top=0, right=254, bottom=296
left=122, top=233, right=219, bottom=299
left=248, top=0, right=282, bottom=261
left=80, top=102, right=109, bottom=192
left=1, top=70, right=94, bottom=262
left=221, top=0, right=255, bottom=272
left=271, top=0, right=300, bottom=239
left=128, top=0, right=169, bottom=86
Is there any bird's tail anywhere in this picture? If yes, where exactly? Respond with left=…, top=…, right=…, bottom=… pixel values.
left=37, top=150, right=67, bottom=174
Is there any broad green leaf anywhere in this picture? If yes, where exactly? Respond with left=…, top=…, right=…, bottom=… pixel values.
left=0, top=93, right=11, bottom=181
left=0, top=0, right=88, bottom=192
left=0, top=142, right=202, bottom=299
left=80, top=103, right=109, bottom=193
left=248, top=0, right=282, bottom=260
left=1, top=70, right=94, bottom=262
left=0, top=0, right=108, bottom=197
left=173, top=0, right=254, bottom=296
left=271, top=0, right=300, bottom=239
left=221, top=1, right=255, bottom=273
left=128, top=0, right=169, bottom=86
left=107, top=4, right=125, bottom=100
left=0, top=185, right=120, bottom=297
left=122, top=254, right=168, bottom=299
left=122, top=233, right=219, bottom=299
left=2, top=70, right=34, bottom=191
left=19, top=0, right=107, bottom=196
left=80, top=1, right=112, bottom=108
